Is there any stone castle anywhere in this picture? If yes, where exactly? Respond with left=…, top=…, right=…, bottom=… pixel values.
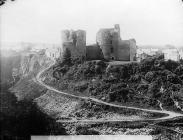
left=60, top=24, right=137, bottom=61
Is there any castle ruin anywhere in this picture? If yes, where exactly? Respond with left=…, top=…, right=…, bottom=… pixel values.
left=60, top=24, right=137, bottom=61
left=61, top=29, right=86, bottom=59
left=96, top=24, right=136, bottom=61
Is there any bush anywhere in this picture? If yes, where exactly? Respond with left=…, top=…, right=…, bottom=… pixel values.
left=149, top=128, right=162, bottom=135
left=139, top=57, right=155, bottom=72
left=76, top=127, right=99, bottom=135
left=164, top=60, right=179, bottom=72
left=145, top=71, right=155, bottom=82
left=74, top=82, right=88, bottom=92
left=174, top=65, right=183, bottom=76
left=129, top=74, right=141, bottom=82
left=109, top=88, right=134, bottom=103
left=137, top=84, right=149, bottom=92
left=167, top=73, right=182, bottom=84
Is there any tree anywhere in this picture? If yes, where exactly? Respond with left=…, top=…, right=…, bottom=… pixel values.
left=174, top=65, right=183, bottom=76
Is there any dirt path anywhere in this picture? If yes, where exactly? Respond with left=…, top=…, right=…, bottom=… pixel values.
left=35, top=61, right=183, bottom=123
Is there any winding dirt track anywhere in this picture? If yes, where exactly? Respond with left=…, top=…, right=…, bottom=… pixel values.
left=36, top=61, right=183, bottom=123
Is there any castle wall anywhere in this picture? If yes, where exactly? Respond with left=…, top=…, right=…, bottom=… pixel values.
left=86, top=45, right=104, bottom=60
left=111, top=31, right=119, bottom=60
left=117, top=40, right=130, bottom=61
left=76, top=30, right=86, bottom=58
left=100, top=44, right=113, bottom=60
left=116, top=39, right=137, bottom=61
left=129, top=39, right=137, bottom=61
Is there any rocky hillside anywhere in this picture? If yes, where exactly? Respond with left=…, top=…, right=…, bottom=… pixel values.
left=43, top=55, right=183, bottom=112
left=20, top=53, right=51, bottom=76
left=10, top=52, right=52, bottom=100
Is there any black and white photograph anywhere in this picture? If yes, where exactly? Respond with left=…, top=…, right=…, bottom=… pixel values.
left=0, top=0, right=183, bottom=139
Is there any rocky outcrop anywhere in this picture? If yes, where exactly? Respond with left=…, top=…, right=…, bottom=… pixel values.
left=10, top=53, right=53, bottom=100
left=20, top=53, right=51, bottom=77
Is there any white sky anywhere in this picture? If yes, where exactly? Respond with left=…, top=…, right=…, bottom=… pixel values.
left=1, top=0, right=183, bottom=46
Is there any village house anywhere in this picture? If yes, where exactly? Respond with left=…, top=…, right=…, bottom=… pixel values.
left=162, top=48, right=180, bottom=61
left=179, top=47, right=183, bottom=60
left=45, top=46, right=62, bottom=60
left=136, top=47, right=162, bottom=61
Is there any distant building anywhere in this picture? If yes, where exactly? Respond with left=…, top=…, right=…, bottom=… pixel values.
left=45, top=46, right=61, bottom=60
left=179, top=48, right=183, bottom=60
left=136, top=52, right=150, bottom=62
left=137, top=48, right=160, bottom=56
left=162, top=48, right=180, bottom=61
left=136, top=47, right=162, bottom=61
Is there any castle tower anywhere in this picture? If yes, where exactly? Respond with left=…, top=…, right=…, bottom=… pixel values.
left=96, top=29, right=113, bottom=60
left=75, top=30, right=86, bottom=58
left=61, top=29, right=86, bottom=59
left=114, top=24, right=120, bottom=39
left=96, top=24, right=121, bottom=60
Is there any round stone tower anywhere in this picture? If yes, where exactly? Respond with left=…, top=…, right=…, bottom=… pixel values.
left=96, top=29, right=113, bottom=60
left=75, top=30, right=86, bottom=58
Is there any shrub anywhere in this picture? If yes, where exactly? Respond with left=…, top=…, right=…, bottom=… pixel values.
left=167, top=73, right=182, bottom=84
left=145, top=71, right=155, bottom=82
left=137, top=84, right=149, bottom=92
left=139, top=57, right=155, bottom=72
left=129, top=74, right=141, bottom=82
left=108, top=88, right=134, bottom=103
left=174, top=65, right=183, bottom=76
left=74, top=82, right=88, bottom=92
left=76, top=127, right=99, bottom=135
left=164, top=60, right=179, bottom=72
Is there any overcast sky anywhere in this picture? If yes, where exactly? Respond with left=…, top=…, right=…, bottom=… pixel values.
left=1, top=0, right=183, bottom=46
